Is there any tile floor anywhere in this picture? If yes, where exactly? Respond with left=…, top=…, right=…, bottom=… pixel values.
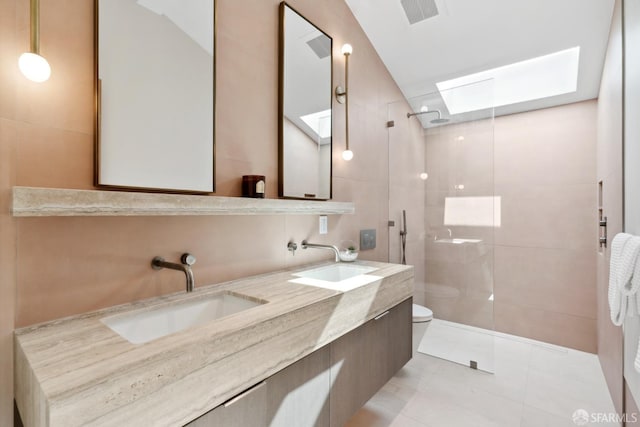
left=417, top=319, right=499, bottom=373
left=345, top=321, right=618, bottom=427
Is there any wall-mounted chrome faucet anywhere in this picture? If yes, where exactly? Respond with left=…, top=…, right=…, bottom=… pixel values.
left=433, top=227, right=453, bottom=241
left=301, top=240, right=340, bottom=262
left=287, top=241, right=298, bottom=255
left=151, top=253, right=197, bottom=292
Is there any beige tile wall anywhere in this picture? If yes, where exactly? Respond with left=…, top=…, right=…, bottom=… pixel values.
left=0, top=0, right=19, bottom=424
left=494, top=101, right=598, bottom=354
left=597, top=0, right=624, bottom=415
left=423, top=100, right=598, bottom=352
left=0, top=119, right=17, bottom=426
left=0, top=0, right=422, bottom=424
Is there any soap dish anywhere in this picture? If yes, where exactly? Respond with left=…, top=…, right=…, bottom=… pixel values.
left=339, top=240, right=358, bottom=262
left=339, top=250, right=358, bottom=262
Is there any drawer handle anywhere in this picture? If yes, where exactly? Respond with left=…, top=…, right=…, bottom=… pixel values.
left=374, top=311, right=390, bottom=321
left=224, top=381, right=266, bottom=407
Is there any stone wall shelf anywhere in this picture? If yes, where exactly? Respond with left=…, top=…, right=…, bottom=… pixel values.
left=11, top=186, right=355, bottom=217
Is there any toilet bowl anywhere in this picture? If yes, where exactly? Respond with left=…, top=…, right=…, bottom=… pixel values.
left=412, top=303, right=433, bottom=356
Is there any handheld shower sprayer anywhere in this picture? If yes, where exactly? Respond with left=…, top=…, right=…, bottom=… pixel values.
left=400, top=210, right=408, bottom=265
left=402, top=210, right=408, bottom=235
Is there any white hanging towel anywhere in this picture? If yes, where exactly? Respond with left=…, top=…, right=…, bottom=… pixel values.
left=608, top=233, right=640, bottom=326
left=630, top=239, right=640, bottom=373
left=619, top=235, right=640, bottom=318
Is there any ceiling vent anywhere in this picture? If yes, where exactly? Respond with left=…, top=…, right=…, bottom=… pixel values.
left=307, top=35, right=331, bottom=59
left=400, top=0, right=439, bottom=25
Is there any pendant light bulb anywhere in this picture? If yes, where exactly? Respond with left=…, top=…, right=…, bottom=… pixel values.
left=342, top=150, right=354, bottom=161
left=19, top=0, right=50, bottom=83
left=19, top=52, right=50, bottom=82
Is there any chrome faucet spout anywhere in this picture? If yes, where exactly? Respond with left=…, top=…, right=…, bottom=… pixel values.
left=152, top=253, right=197, bottom=292
left=301, top=240, right=340, bottom=262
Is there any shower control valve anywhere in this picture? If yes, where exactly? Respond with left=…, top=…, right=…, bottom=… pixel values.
left=287, top=241, right=298, bottom=255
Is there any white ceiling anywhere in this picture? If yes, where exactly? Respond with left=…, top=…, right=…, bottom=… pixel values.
left=137, top=0, right=213, bottom=55
left=345, top=0, right=615, bottom=120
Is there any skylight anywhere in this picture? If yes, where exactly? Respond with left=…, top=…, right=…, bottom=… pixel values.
left=436, top=46, right=580, bottom=114
left=300, top=109, right=332, bottom=139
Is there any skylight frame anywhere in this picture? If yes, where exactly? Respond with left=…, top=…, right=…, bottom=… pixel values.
left=300, top=109, right=332, bottom=140
left=436, top=46, right=581, bottom=114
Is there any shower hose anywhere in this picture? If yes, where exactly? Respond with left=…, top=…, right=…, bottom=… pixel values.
left=400, top=209, right=407, bottom=265
left=401, top=230, right=407, bottom=265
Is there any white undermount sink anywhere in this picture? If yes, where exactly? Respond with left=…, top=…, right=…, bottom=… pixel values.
left=290, top=263, right=381, bottom=292
left=101, top=292, right=266, bottom=344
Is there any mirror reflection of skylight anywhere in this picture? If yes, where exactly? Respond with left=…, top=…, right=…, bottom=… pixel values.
left=436, top=46, right=580, bottom=114
left=137, top=0, right=214, bottom=55
left=300, top=109, right=332, bottom=139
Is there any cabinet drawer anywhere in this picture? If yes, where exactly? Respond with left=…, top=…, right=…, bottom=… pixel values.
left=185, top=382, right=267, bottom=427
left=329, top=298, right=412, bottom=427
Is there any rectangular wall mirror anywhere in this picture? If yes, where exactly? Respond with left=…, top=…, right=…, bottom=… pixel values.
left=279, top=2, right=333, bottom=200
left=95, top=0, right=215, bottom=193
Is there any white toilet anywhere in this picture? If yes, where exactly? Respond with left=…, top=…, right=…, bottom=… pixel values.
left=412, top=303, right=433, bottom=356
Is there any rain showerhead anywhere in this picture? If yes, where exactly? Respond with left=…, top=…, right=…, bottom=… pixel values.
left=406, top=109, right=450, bottom=124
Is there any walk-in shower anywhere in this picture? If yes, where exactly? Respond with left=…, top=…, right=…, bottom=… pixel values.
left=388, top=79, right=496, bottom=372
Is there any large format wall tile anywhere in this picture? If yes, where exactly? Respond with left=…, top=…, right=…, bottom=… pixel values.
left=494, top=101, right=597, bottom=189
left=14, top=0, right=94, bottom=135
left=494, top=302, right=597, bottom=353
left=15, top=122, right=94, bottom=190
left=0, top=118, right=17, bottom=427
left=15, top=215, right=287, bottom=326
left=0, top=0, right=17, bottom=120
left=494, top=183, right=597, bottom=250
left=596, top=0, right=624, bottom=415
left=494, top=245, right=596, bottom=319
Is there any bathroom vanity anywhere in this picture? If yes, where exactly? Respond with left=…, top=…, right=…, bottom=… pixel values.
left=14, top=260, right=413, bottom=427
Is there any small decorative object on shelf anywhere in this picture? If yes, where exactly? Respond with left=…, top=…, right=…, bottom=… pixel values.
left=339, top=240, right=358, bottom=262
left=242, top=175, right=265, bottom=198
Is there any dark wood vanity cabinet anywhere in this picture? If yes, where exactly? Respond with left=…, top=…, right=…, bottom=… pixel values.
left=187, top=381, right=268, bottom=427
left=185, top=347, right=331, bottom=427
left=266, top=345, right=331, bottom=427
left=329, top=298, right=412, bottom=427
left=387, top=298, right=413, bottom=377
left=185, top=298, right=412, bottom=427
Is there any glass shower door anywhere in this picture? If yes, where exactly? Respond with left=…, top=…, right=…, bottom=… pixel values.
left=388, top=82, right=496, bottom=373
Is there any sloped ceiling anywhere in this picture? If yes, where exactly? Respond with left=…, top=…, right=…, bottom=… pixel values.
left=345, top=0, right=615, bottom=119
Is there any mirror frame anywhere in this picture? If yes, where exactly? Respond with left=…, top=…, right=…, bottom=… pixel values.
left=278, top=2, right=333, bottom=200
left=94, top=0, right=216, bottom=194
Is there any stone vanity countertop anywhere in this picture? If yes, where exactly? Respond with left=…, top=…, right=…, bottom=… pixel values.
left=15, top=260, right=413, bottom=427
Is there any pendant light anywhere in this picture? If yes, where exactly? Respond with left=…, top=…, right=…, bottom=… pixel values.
left=335, top=43, right=353, bottom=161
left=18, top=0, right=51, bottom=83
